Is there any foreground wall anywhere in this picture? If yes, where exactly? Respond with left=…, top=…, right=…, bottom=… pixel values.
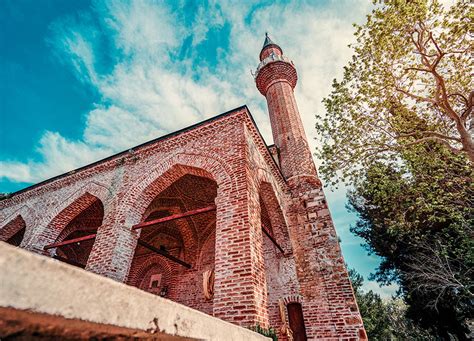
left=0, top=243, right=269, bottom=340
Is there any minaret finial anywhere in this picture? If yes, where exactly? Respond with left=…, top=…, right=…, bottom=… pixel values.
left=260, top=32, right=283, bottom=61
left=262, top=33, right=275, bottom=49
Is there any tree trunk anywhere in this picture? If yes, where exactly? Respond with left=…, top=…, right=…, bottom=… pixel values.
left=456, top=120, right=474, bottom=164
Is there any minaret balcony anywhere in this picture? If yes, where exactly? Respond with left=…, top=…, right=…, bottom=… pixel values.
left=254, top=53, right=295, bottom=80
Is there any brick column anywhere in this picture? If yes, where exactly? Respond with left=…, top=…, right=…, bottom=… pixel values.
left=85, top=205, right=139, bottom=283
left=213, top=172, right=269, bottom=327
left=22, top=223, right=62, bottom=256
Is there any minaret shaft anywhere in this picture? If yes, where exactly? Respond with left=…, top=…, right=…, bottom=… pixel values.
left=255, top=38, right=317, bottom=179
left=265, top=80, right=317, bottom=179
left=254, top=34, right=367, bottom=340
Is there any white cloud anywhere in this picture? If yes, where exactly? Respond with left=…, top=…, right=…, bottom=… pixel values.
left=0, top=161, right=32, bottom=183
left=1, top=0, right=371, bottom=182
left=363, top=280, right=399, bottom=299
left=1, top=0, right=399, bottom=296
left=0, top=132, right=111, bottom=183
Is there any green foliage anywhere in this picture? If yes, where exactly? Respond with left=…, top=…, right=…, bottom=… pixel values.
left=316, top=2, right=473, bottom=336
left=249, top=324, right=278, bottom=341
left=349, top=268, right=431, bottom=340
left=349, top=268, right=392, bottom=339
left=315, top=0, right=473, bottom=338
left=348, top=144, right=473, bottom=339
left=316, top=0, right=473, bottom=186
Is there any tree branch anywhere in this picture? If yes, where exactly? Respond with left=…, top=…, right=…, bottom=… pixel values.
left=397, top=131, right=461, bottom=142
left=395, top=87, right=437, bottom=104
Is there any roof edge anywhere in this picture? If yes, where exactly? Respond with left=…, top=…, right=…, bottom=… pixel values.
left=3, top=105, right=249, bottom=199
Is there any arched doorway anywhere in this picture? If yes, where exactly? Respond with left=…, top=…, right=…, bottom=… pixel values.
left=46, top=193, right=104, bottom=268
left=127, top=173, right=217, bottom=315
left=0, top=215, right=26, bottom=246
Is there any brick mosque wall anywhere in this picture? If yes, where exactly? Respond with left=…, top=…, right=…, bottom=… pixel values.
left=0, top=108, right=287, bottom=328
left=1, top=35, right=367, bottom=339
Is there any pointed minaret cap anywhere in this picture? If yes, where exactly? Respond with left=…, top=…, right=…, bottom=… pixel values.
left=259, top=32, right=283, bottom=61
left=262, top=32, right=276, bottom=48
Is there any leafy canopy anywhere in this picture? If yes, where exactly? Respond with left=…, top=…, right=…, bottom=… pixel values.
left=349, top=268, right=431, bottom=340
left=316, top=0, right=473, bottom=186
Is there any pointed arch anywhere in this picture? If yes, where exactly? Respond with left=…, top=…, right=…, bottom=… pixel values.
left=0, top=205, right=38, bottom=246
left=38, top=190, right=105, bottom=268
left=39, top=181, right=112, bottom=229
left=46, top=192, right=103, bottom=234
left=0, top=215, right=26, bottom=246
left=124, top=158, right=220, bottom=315
left=118, top=153, right=233, bottom=227
left=22, top=181, right=112, bottom=249
left=127, top=255, right=173, bottom=289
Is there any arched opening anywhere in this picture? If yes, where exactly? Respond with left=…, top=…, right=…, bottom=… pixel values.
left=127, top=173, right=217, bottom=315
left=287, top=302, right=307, bottom=341
left=0, top=215, right=26, bottom=246
left=259, top=182, right=295, bottom=334
left=47, top=194, right=104, bottom=268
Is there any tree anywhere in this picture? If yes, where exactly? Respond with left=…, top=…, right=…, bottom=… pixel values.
left=347, top=144, right=473, bottom=339
left=315, top=0, right=473, bottom=338
left=349, top=268, right=431, bottom=340
left=349, top=268, right=392, bottom=339
left=316, top=0, right=473, bottom=185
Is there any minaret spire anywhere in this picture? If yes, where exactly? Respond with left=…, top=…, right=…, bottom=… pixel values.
left=254, top=34, right=317, bottom=180
left=262, top=32, right=275, bottom=48
left=259, top=33, right=283, bottom=61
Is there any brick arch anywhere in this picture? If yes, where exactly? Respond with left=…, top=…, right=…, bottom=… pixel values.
left=46, top=192, right=101, bottom=233
left=42, top=192, right=105, bottom=268
left=0, top=215, right=26, bottom=246
left=283, top=295, right=304, bottom=305
left=42, top=181, right=112, bottom=227
left=259, top=181, right=291, bottom=252
left=23, top=182, right=111, bottom=250
left=119, top=153, right=234, bottom=227
left=127, top=255, right=173, bottom=288
left=0, top=205, right=38, bottom=245
left=35, top=193, right=103, bottom=257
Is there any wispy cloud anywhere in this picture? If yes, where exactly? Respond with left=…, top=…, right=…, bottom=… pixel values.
left=0, top=0, right=372, bottom=184
left=363, top=280, right=399, bottom=299
left=1, top=0, right=403, bottom=296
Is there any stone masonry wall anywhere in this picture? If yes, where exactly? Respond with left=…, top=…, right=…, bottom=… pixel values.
left=1, top=104, right=366, bottom=339
left=0, top=108, right=278, bottom=327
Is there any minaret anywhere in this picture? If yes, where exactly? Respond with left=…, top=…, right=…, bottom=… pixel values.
left=255, top=34, right=367, bottom=339
left=255, top=33, right=317, bottom=181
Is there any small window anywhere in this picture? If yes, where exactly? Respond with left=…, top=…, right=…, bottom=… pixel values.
left=149, top=274, right=162, bottom=289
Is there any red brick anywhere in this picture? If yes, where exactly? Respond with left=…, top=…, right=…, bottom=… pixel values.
left=0, top=37, right=365, bottom=339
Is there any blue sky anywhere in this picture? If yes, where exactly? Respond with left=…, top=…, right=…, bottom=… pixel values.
left=0, top=0, right=398, bottom=296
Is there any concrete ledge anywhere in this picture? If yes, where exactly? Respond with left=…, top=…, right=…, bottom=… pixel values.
left=0, top=243, right=269, bottom=340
